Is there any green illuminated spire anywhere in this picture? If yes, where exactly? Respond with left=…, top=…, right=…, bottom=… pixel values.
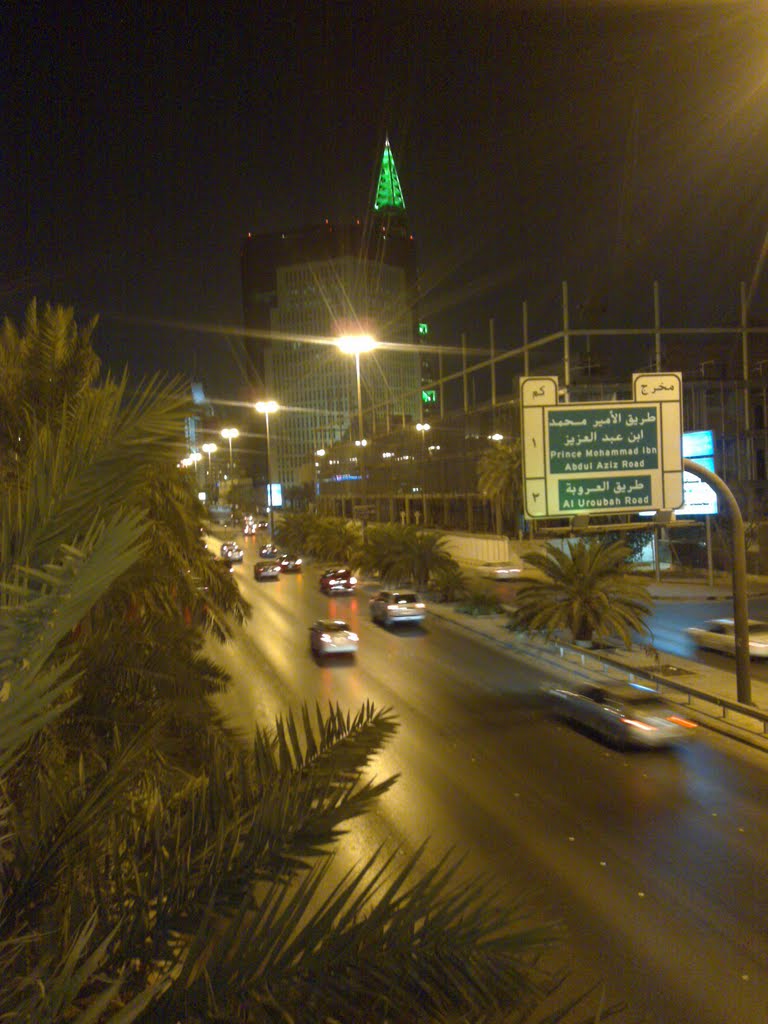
left=374, top=136, right=406, bottom=213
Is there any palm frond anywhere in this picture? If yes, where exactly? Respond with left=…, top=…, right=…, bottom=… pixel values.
left=0, top=510, right=147, bottom=773
left=158, top=843, right=561, bottom=1024
left=0, top=912, right=168, bottom=1024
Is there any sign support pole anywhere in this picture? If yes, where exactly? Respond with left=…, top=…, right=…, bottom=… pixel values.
left=706, top=515, right=714, bottom=588
left=684, top=458, right=751, bottom=705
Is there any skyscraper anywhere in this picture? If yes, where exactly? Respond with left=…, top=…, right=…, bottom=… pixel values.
left=241, top=138, right=422, bottom=492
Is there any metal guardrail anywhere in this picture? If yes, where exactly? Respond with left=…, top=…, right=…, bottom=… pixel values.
left=546, top=637, right=768, bottom=744
left=595, top=653, right=768, bottom=740
left=452, top=614, right=768, bottom=746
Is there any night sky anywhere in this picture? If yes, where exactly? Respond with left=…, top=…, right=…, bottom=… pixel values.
left=6, top=1, right=768, bottom=398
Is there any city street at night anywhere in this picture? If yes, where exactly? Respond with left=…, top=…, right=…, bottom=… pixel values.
left=212, top=541, right=768, bottom=1024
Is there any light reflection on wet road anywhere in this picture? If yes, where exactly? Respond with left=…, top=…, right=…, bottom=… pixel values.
left=209, top=555, right=768, bottom=1024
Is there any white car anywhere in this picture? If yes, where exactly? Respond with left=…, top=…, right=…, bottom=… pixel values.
left=478, top=561, right=524, bottom=580
left=309, top=619, right=359, bottom=657
left=686, top=618, right=768, bottom=659
left=547, top=681, right=697, bottom=749
left=370, top=590, right=426, bottom=627
left=220, top=541, right=244, bottom=563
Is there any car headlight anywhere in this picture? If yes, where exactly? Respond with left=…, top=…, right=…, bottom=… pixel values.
left=349, top=576, right=357, bottom=585
left=319, top=633, right=332, bottom=643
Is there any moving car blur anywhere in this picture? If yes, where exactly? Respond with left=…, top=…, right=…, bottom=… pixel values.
left=686, top=618, right=768, bottom=659
left=477, top=560, right=523, bottom=580
left=319, top=568, right=357, bottom=594
left=370, top=590, right=426, bottom=627
left=546, top=681, right=697, bottom=748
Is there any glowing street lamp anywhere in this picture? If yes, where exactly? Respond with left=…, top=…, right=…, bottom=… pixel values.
left=255, top=401, right=279, bottom=536
left=202, top=442, right=217, bottom=475
left=220, top=428, right=239, bottom=471
left=314, top=448, right=326, bottom=502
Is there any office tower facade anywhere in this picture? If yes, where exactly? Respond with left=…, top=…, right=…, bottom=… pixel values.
left=241, top=139, right=422, bottom=491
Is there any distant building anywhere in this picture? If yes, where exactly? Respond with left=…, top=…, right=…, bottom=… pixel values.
left=241, top=138, right=423, bottom=492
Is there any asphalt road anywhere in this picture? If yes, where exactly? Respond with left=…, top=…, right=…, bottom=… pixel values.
left=209, top=542, right=768, bottom=1024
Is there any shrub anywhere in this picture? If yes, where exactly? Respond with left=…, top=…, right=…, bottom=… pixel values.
left=456, top=583, right=505, bottom=616
left=429, top=563, right=468, bottom=603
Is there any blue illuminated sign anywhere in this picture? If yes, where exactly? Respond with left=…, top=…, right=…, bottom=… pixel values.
left=682, top=430, right=714, bottom=460
left=680, top=431, right=717, bottom=515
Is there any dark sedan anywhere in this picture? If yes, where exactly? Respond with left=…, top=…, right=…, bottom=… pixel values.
left=254, top=561, right=281, bottom=581
left=319, top=568, right=357, bottom=594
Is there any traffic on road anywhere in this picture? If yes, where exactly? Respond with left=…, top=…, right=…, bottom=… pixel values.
left=205, top=527, right=768, bottom=1024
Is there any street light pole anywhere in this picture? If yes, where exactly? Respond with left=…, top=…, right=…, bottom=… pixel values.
left=416, top=422, right=431, bottom=526
left=255, top=401, right=279, bottom=538
left=354, top=351, right=363, bottom=442
left=220, top=428, right=239, bottom=472
left=202, top=442, right=217, bottom=477
left=336, top=333, right=377, bottom=518
left=315, top=448, right=325, bottom=506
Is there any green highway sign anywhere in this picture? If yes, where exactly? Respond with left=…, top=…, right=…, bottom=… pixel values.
left=558, top=475, right=652, bottom=511
left=548, top=406, right=659, bottom=475
left=520, top=373, right=683, bottom=518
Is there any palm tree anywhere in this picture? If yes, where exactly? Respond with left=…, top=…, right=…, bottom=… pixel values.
left=428, top=561, right=468, bottom=603
left=0, top=303, right=569, bottom=1022
left=509, top=537, right=653, bottom=648
left=306, top=515, right=361, bottom=563
left=401, top=527, right=457, bottom=587
left=273, top=509, right=318, bottom=554
left=477, top=439, right=522, bottom=536
left=359, top=524, right=458, bottom=587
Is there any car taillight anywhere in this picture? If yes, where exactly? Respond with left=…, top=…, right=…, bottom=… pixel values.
left=666, top=715, right=697, bottom=729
